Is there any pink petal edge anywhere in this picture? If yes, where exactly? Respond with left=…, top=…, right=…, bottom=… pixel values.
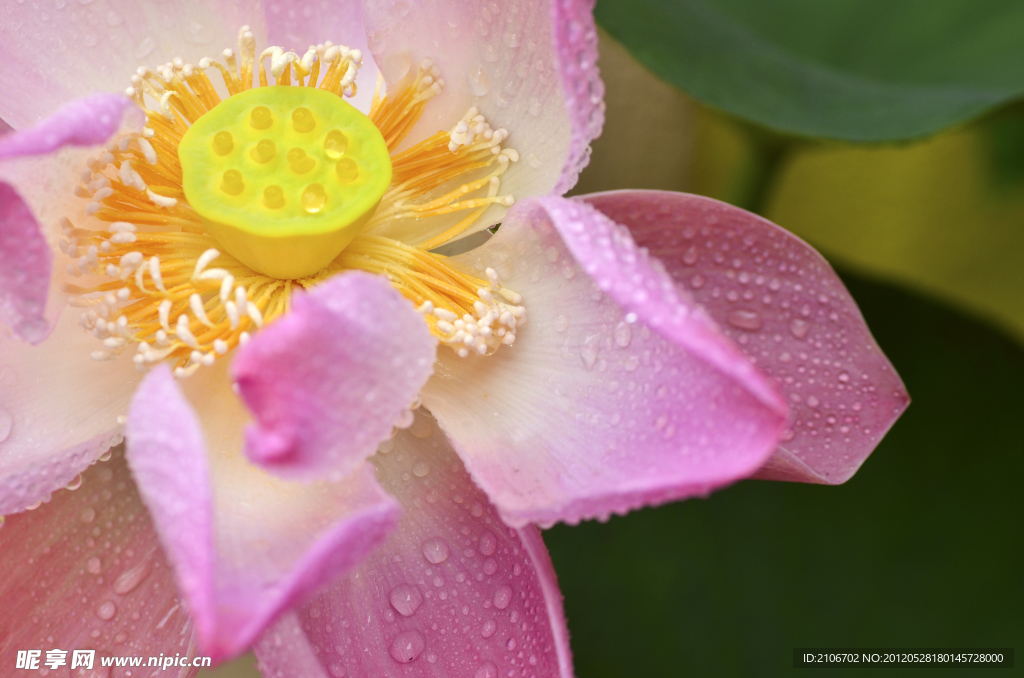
left=254, top=410, right=575, bottom=678
left=235, top=272, right=436, bottom=481
left=0, top=447, right=202, bottom=678
left=582, top=190, right=910, bottom=483
left=421, top=195, right=788, bottom=527
left=126, top=365, right=401, bottom=662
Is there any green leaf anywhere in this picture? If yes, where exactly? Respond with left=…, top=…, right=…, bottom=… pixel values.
left=596, top=0, right=1024, bottom=141
left=544, top=270, right=1024, bottom=675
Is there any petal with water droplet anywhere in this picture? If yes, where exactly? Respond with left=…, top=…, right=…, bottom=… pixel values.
left=0, top=308, right=141, bottom=515
left=421, top=196, right=788, bottom=527
left=235, top=272, right=436, bottom=481
left=583, top=190, right=910, bottom=484
left=254, top=411, right=573, bottom=678
left=126, top=363, right=400, bottom=661
left=0, top=446, right=200, bottom=665
left=363, top=0, right=603, bottom=244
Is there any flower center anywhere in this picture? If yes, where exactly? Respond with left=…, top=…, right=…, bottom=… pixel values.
left=179, top=86, right=392, bottom=279
left=59, top=27, right=525, bottom=377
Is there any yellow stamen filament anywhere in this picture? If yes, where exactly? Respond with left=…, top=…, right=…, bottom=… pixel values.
left=66, top=27, right=523, bottom=376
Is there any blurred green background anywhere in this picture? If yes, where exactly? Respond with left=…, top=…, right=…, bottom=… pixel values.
left=204, top=5, right=1024, bottom=677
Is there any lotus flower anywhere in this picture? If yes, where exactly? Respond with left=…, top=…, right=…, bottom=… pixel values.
left=0, top=0, right=908, bottom=675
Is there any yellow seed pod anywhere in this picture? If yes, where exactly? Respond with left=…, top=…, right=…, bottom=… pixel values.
left=178, top=87, right=393, bottom=279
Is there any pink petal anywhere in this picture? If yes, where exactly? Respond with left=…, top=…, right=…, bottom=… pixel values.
left=582, top=190, right=910, bottom=484
left=0, top=93, right=133, bottom=159
left=362, top=0, right=604, bottom=232
left=0, top=92, right=136, bottom=344
left=0, top=310, right=143, bottom=515
left=253, top=410, right=574, bottom=678
left=235, top=272, right=435, bottom=481
left=0, top=447, right=202, bottom=674
left=0, top=2, right=262, bottom=128
left=126, top=364, right=401, bottom=662
left=420, top=196, right=788, bottom=527
left=0, top=183, right=51, bottom=343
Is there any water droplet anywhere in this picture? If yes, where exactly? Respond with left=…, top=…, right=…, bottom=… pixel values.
left=302, top=183, right=327, bottom=213
left=389, top=583, right=423, bottom=617
left=468, top=65, right=491, bottom=96
left=95, top=600, right=117, bottom=621
left=328, top=663, right=346, bottom=677
left=479, top=530, right=497, bottom=556
left=0, top=407, right=12, bottom=443
left=690, top=274, right=705, bottom=289
left=682, top=246, right=698, bottom=265
left=263, top=185, right=285, bottom=209
left=212, top=130, right=233, bottom=156
left=806, top=395, right=820, bottom=408
left=475, top=661, right=499, bottom=678
left=422, top=537, right=450, bottom=564
left=480, top=619, right=497, bottom=638
left=335, top=158, right=359, bottom=182
left=250, top=106, right=273, bottom=130
left=80, top=507, right=96, bottom=523
left=789, top=318, right=810, bottom=340
left=838, top=371, right=850, bottom=383
left=727, top=310, right=762, bottom=331
left=389, top=630, right=425, bottom=663
left=86, top=556, right=101, bottom=574
left=134, top=36, right=156, bottom=59
left=613, top=321, right=632, bottom=348
left=527, top=153, right=542, bottom=168
left=113, top=557, right=152, bottom=594
left=492, top=585, right=512, bottom=609
left=412, top=461, right=430, bottom=477
left=483, top=558, right=498, bottom=575
left=506, top=637, right=517, bottom=651
left=324, top=129, right=350, bottom=159
left=292, top=107, right=316, bottom=133
left=65, top=473, right=83, bottom=490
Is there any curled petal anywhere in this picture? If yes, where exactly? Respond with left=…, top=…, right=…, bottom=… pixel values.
left=126, top=364, right=400, bottom=661
left=234, top=272, right=436, bottom=481
left=255, top=410, right=574, bottom=678
left=0, top=93, right=133, bottom=159
left=362, top=0, right=604, bottom=235
left=0, top=92, right=137, bottom=343
left=421, top=196, right=788, bottom=527
left=0, top=183, right=51, bottom=343
left=0, top=448, right=201, bottom=672
left=582, top=191, right=909, bottom=483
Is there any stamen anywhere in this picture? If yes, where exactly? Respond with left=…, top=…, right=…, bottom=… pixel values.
left=62, top=28, right=525, bottom=375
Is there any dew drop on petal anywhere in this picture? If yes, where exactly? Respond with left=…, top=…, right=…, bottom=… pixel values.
left=95, top=600, right=117, bottom=621
left=480, top=619, right=497, bottom=638
left=492, top=585, right=512, bottom=609
left=475, top=661, right=499, bottom=678
left=478, top=530, right=497, bottom=556
left=421, top=537, right=450, bottom=564
left=389, top=583, right=423, bottom=617
left=0, top=407, right=12, bottom=442
left=389, top=630, right=425, bottom=663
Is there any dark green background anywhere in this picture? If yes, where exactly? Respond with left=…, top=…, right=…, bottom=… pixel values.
left=544, top=271, right=1024, bottom=676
